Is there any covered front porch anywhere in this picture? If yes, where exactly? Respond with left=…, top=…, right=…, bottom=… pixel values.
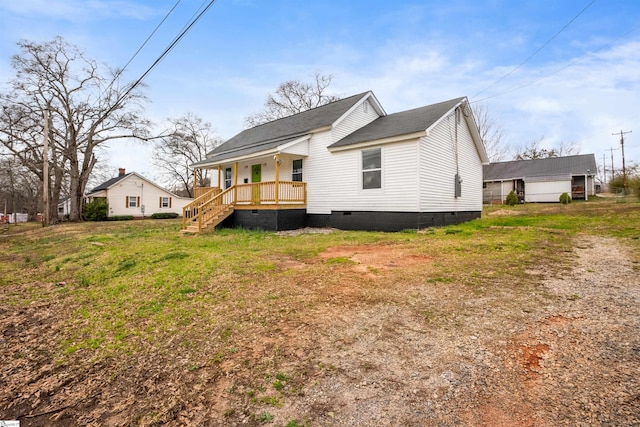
left=183, top=152, right=307, bottom=233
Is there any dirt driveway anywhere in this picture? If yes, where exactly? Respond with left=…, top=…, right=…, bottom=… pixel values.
left=256, top=235, right=639, bottom=426
left=1, top=234, right=639, bottom=426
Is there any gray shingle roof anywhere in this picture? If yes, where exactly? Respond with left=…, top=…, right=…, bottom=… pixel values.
left=89, top=173, right=130, bottom=192
left=329, top=97, right=465, bottom=148
left=483, top=154, right=597, bottom=181
left=205, top=92, right=370, bottom=162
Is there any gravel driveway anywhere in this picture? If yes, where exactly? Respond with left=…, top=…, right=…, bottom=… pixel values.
left=267, top=235, right=640, bottom=426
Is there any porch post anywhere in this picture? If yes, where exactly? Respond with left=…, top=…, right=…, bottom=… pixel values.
left=218, top=165, right=221, bottom=188
left=193, top=167, right=197, bottom=197
left=233, top=162, right=238, bottom=201
left=275, top=154, right=280, bottom=204
left=585, top=174, right=588, bottom=201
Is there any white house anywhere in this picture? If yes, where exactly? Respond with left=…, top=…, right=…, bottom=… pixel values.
left=483, top=154, right=597, bottom=204
left=86, top=168, right=192, bottom=218
left=187, top=91, right=489, bottom=232
left=57, top=198, right=71, bottom=217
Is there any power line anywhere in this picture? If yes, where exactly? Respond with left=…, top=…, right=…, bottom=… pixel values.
left=92, top=0, right=182, bottom=110
left=471, top=0, right=597, bottom=100
left=109, top=0, right=218, bottom=117
left=471, top=22, right=640, bottom=103
left=117, top=0, right=184, bottom=82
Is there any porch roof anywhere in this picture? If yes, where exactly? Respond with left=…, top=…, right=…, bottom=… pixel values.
left=192, top=134, right=305, bottom=167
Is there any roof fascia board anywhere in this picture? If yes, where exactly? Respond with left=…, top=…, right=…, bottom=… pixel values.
left=425, top=98, right=490, bottom=165
left=198, top=147, right=280, bottom=167
left=212, top=131, right=311, bottom=158
left=424, top=101, right=462, bottom=137
left=328, top=131, right=426, bottom=152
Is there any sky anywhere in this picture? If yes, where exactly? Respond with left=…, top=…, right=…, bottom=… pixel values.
left=0, top=0, right=639, bottom=185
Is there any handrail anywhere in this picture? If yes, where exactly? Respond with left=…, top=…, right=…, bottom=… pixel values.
left=183, top=181, right=307, bottom=232
left=183, top=186, right=236, bottom=232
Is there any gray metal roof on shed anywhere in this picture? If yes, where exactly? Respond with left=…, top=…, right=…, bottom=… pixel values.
left=204, top=92, right=371, bottom=162
left=483, top=154, right=597, bottom=181
left=329, top=97, right=465, bottom=148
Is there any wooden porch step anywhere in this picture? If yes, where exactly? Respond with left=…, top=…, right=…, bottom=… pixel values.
left=181, top=205, right=234, bottom=234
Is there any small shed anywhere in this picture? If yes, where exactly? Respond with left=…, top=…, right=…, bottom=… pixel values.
left=483, top=154, right=597, bottom=203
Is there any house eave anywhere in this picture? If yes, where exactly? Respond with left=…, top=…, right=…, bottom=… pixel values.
left=327, top=131, right=426, bottom=152
left=196, top=134, right=312, bottom=168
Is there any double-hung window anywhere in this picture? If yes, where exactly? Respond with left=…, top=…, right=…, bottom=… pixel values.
left=362, top=148, right=381, bottom=190
left=127, top=196, right=139, bottom=208
left=292, top=159, right=303, bottom=182
left=160, top=197, right=171, bottom=208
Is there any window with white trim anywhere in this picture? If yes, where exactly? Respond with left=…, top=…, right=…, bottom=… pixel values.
left=292, top=159, right=303, bottom=182
left=160, top=197, right=171, bottom=208
left=224, top=168, right=232, bottom=189
left=127, top=196, right=139, bottom=208
left=362, top=148, right=381, bottom=189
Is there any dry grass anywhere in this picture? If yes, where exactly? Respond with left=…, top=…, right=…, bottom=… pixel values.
left=1, top=198, right=639, bottom=426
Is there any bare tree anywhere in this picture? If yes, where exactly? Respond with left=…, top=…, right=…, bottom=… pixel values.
left=513, top=137, right=579, bottom=160
left=471, top=102, right=508, bottom=162
left=244, top=73, right=341, bottom=127
left=0, top=37, right=150, bottom=222
left=0, top=154, right=41, bottom=218
left=153, top=113, right=222, bottom=197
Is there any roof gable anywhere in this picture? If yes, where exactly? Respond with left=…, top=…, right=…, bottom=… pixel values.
left=328, top=97, right=465, bottom=149
left=483, top=154, right=597, bottom=181
left=207, top=92, right=373, bottom=160
left=88, top=172, right=190, bottom=199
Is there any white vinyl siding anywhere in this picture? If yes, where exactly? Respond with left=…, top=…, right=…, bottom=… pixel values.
left=332, top=99, right=380, bottom=142
left=306, top=138, right=420, bottom=214
left=419, top=110, right=483, bottom=212
left=101, top=174, right=192, bottom=217
left=525, top=180, right=571, bottom=202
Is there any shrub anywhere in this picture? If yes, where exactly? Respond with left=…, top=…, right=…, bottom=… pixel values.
left=559, top=192, right=571, bottom=204
left=83, top=198, right=108, bottom=221
left=151, top=212, right=179, bottom=219
left=505, top=190, right=519, bottom=206
left=107, top=215, right=134, bottom=221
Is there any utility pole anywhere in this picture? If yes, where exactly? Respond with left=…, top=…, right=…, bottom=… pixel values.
left=602, top=153, right=607, bottom=184
left=612, top=130, right=631, bottom=192
left=609, top=147, right=619, bottom=183
left=42, top=105, right=49, bottom=227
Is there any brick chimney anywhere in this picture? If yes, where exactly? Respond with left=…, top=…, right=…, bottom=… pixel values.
left=118, top=168, right=126, bottom=176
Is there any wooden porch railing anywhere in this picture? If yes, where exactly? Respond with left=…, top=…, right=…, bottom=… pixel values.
left=194, top=186, right=219, bottom=198
left=235, top=181, right=307, bottom=205
left=183, top=181, right=306, bottom=232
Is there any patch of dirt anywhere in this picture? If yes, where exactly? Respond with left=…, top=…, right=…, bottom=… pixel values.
left=1, top=236, right=639, bottom=426
left=319, top=244, right=433, bottom=274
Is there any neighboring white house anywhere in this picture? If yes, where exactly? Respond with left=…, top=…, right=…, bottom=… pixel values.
left=86, top=168, right=192, bottom=218
left=188, top=91, right=489, bottom=232
left=57, top=198, right=71, bottom=217
left=483, top=154, right=598, bottom=204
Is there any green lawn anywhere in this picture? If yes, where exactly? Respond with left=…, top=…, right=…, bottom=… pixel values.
left=1, top=196, right=638, bottom=425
